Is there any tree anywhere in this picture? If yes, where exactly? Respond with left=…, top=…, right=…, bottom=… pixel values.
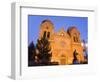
left=36, top=34, right=52, bottom=65
left=28, top=42, right=36, bottom=66
left=73, top=49, right=79, bottom=64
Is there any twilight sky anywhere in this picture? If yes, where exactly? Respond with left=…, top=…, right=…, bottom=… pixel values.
left=28, top=15, right=88, bottom=45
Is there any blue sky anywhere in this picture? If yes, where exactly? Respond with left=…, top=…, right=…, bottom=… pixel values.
left=28, top=15, right=88, bottom=45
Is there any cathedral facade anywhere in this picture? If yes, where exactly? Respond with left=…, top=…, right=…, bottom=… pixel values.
left=39, top=20, right=85, bottom=65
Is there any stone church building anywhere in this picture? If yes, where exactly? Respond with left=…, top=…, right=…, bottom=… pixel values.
left=38, top=20, right=85, bottom=65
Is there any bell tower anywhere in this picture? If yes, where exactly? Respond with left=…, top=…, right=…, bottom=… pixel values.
left=39, top=20, right=54, bottom=39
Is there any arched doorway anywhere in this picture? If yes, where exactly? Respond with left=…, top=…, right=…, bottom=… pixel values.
left=60, top=55, right=66, bottom=65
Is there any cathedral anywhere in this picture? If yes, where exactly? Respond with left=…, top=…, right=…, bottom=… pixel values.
left=38, top=19, right=86, bottom=65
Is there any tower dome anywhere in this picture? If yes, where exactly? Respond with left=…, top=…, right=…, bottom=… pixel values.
left=39, top=19, right=54, bottom=39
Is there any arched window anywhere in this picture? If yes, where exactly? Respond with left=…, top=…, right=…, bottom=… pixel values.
left=73, top=33, right=79, bottom=43
left=73, top=36, right=76, bottom=42
left=47, top=32, right=50, bottom=38
left=43, top=31, right=46, bottom=38
left=76, top=37, right=79, bottom=42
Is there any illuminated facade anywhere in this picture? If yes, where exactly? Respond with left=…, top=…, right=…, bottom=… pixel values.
left=39, top=20, right=85, bottom=65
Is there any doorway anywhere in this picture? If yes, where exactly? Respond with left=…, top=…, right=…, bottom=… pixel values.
left=60, top=55, right=66, bottom=65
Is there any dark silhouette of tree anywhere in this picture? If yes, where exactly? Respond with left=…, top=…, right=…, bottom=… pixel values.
left=28, top=42, right=36, bottom=66
left=73, top=49, right=79, bottom=64
left=36, top=34, right=52, bottom=65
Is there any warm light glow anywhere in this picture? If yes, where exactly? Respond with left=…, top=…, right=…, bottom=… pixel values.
left=61, top=33, right=64, bottom=36
left=81, top=42, right=84, bottom=47
left=85, top=43, right=88, bottom=48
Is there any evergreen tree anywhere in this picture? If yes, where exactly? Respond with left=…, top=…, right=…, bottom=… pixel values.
left=28, top=42, right=36, bottom=66
left=73, top=49, right=79, bottom=64
left=36, top=34, right=52, bottom=65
